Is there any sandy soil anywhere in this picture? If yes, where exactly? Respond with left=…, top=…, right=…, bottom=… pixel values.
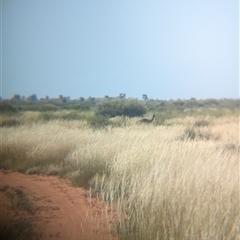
left=0, top=170, right=117, bottom=240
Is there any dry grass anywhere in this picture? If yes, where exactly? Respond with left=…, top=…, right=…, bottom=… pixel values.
left=0, top=218, right=35, bottom=240
left=1, top=185, right=36, bottom=214
left=0, top=186, right=36, bottom=239
left=1, top=113, right=239, bottom=239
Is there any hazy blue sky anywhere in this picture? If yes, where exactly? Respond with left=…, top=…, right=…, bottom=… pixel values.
left=1, top=0, right=239, bottom=100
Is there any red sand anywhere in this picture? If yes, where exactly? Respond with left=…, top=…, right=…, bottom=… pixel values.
left=0, top=170, right=117, bottom=240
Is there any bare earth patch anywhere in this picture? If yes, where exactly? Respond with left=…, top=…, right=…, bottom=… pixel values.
left=0, top=170, right=117, bottom=240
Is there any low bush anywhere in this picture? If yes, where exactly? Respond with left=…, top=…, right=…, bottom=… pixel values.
left=87, top=115, right=111, bottom=129
left=59, top=102, right=91, bottom=111
left=0, top=118, right=20, bottom=127
left=72, top=103, right=91, bottom=111
left=18, top=110, right=92, bottom=124
left=95, top=99, right=147, bottom=117
left=153, top=111, right=173, bottom=125
left=0, top=102, right=18, bottom=113
left=193, top=118, right=210, bottom=127
left=39, top=104, right=59, bottom=112
left=176, top=126, right=220, bottom=141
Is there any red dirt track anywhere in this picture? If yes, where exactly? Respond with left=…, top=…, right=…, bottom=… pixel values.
left=0, top=170, right=117, bottom=240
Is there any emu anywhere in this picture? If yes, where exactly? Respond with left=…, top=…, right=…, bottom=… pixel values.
left=138, top=114, right=155, bottom=124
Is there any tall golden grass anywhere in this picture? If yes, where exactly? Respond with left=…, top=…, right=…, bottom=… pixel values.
left=1, top=114, right=239, bottom=239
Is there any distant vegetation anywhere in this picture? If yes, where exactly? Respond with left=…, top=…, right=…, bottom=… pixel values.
left=1, top=94, right=239, bottom=239
left=1, top=94, right=239, bottom=121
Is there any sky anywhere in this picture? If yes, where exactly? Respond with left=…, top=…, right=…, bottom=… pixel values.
left=1, top=0, right=239, bottom=100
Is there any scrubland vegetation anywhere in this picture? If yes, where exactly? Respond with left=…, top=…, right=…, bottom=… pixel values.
left=1, top=97, right=239, bottom=239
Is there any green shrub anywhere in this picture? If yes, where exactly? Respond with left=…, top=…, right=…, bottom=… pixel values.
left=29, top=110, right=90, bottom=122
left=59, top=102, right=91, bottom=111
left=55, top=110, right=82, bottom=120
left=72, top=103, right=91, bottom=111
left=95, top=99, right=147, bottom=117
left=0, top=102, right=18, bottom=113
left=153, top=111, right=174, bottom=125
left=39, top=104, right=59, bottom=112
left=87, top=115, right=111, bottom=128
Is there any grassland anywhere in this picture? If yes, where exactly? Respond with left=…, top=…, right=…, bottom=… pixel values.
left=1, top=98, right=239, bottom=239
